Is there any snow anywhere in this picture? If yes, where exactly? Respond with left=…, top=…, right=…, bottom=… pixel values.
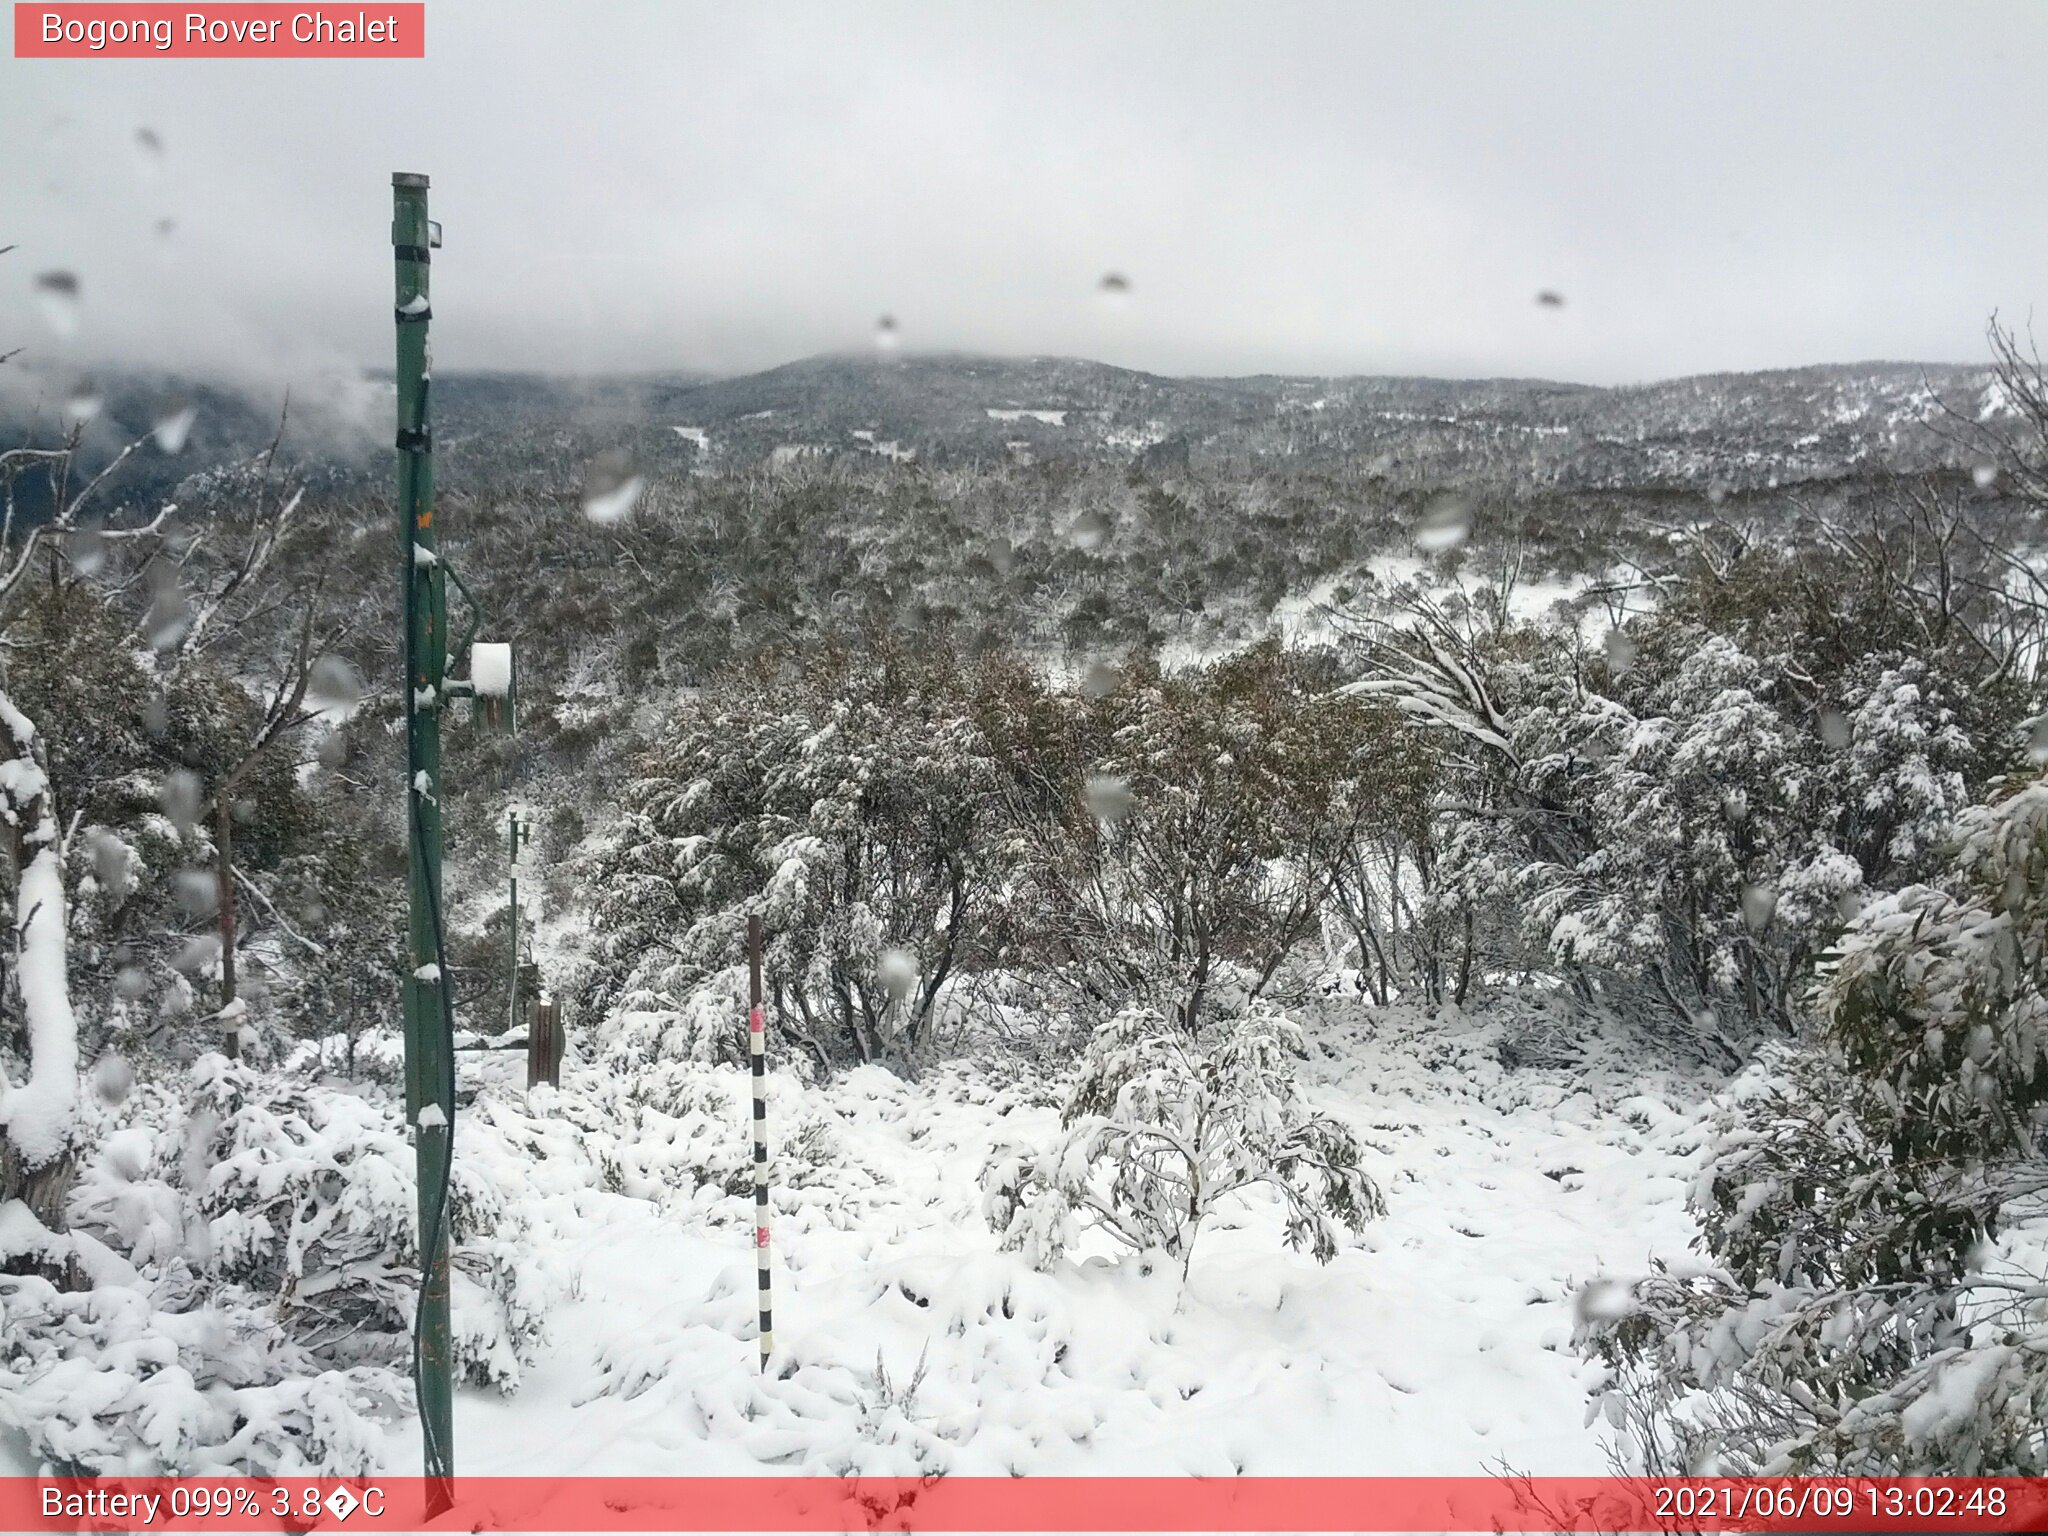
left=986, top=408, right=1068, bottom=426
left=411, top=1002, right=1701, bottom=1479
left=671, top=427, right=711, bottom=451
left=1, top=846, right=77, bottom=1166
left=471, top=642, right=514, bottom=700
left=0, top=691, right=77, bottom=1170
left=1351, top=553, right=1629, bottom=634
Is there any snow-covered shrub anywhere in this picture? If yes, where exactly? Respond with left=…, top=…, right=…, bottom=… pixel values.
left=190, top=1056, right=563, bottom=1390
left=565, top=1051, right=857, bottom=1206
left=982, top=1002, right=1382, bottom=1277
left=0, top=1265, right=404, bottom=1474
left=598, top=972, right=752, bottom=1070
left=1579, top=771, right=2048, bottom=1474
left=1496, top=1005, right=1584, bottom=1070
left=0, top=1053, right=565, bottom=1474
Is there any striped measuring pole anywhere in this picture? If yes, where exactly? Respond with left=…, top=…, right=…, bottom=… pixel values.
left=746, top=914, right=773, bottom=1370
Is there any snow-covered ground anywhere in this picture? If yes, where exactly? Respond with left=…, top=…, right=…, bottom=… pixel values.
left=398, top=1003, right=1707, bottom=1480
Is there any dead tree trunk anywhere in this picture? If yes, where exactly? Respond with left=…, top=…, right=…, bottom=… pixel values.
left=0, top=693, right=78, bottom=1235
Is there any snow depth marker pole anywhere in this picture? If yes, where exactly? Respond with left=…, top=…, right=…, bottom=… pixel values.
left=507, top=808, right=525, bottom=1034
left=748, top=913, right=774, bottom=1370
left=393, top=170, right=455, bottom=1507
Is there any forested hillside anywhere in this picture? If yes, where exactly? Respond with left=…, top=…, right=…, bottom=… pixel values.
left=4, top=323, right=2046, bottom=1485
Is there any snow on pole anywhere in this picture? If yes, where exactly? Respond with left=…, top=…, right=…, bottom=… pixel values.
left=747, top=913, right=774, bottom=1370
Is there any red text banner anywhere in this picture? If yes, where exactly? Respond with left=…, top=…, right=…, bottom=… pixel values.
left=13, top=4, right=424, bottom=57
left=5, top=1476, right=2048, bottom=1533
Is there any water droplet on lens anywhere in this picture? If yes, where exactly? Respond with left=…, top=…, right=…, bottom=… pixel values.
left=143, top=693, right=170, bottom=738
left=1740, top=883, right=1778, bottom=933
left=1602, top=629, right=1635, bottom=678
left=87, top=827, right=131, bottom=902
left=173, top=935, right=220, bottom=975
left=33, top=270, right=79, bottom=336
left=305, top=654, right=365, bottom=715
left=2030, top=717, right=2048, bottom=767
left=63, top=383, right=102, bottom=427
left=153, top=400, right=197, bottom=453
left=1535, top=290, right=1565, bottom=308
left=114, top=966, right=150, bottom=1002
left=174, top=867, right=218, bottom=918
left=1818, top=707, right=1851, bottom=750
left=579, top=449, right=643, bottom=524
left=1834, top=890, right=1864, bottom=924
left=877, top=947, right=918, bottom=1000
left=1973, top=464, right=1998, bottom=490
left=160, top=768, right=202, bottom=832
left=134, top=127, right=163, bottom=172
left=1083, top=659, right=1122, bottom=698
left=1415, top=494, right=1471, bottom=553
left=1070, top=508, right=1112, bottom=551
left=145, top=581, right=190, bottom=649
left=873, top=314, right=901, bottom=354
left=93, top=1053, right=135, bottom=1105
left=1083, top=773, right=1134, bottom=824
left=67, top=524, right=106, bottom=576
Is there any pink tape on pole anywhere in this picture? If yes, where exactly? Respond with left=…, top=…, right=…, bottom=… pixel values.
left=749, top=1006, right=765, bottom=1033
left=756, top=1227, right=770, bottom=1248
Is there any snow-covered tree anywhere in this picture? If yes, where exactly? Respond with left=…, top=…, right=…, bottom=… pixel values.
left=593, top=635, right=1027, bottom=1066
left=1580, top=769, right=2048, bottom=1474
left=0, top=390, right=174, bottom=1227
left=1000, top=642, right=1429, bottom=1030
left=1344, top=539, right=2006, bottom=1057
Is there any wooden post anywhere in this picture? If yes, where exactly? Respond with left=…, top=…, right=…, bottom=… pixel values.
left=525, top=993, right=562, bottom=1090
left=524, top=994, right=544, bottom=1090
left=748, top=914, right=773, bottom=1370
left=540, top=997, right=563, bottom=1087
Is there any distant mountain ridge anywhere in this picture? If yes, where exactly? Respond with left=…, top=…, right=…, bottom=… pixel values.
left=2, top=351, right=2005, bottom=512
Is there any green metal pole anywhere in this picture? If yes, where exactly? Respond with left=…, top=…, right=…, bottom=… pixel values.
left=393, top=170, right=455, bottom=1501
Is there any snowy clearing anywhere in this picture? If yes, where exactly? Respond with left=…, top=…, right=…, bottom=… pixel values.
left=396, top=1004, right=1702, bottom=1479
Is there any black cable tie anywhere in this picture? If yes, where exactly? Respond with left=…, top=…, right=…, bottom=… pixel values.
left=393, top=245, right=432, bottom=265
left=396, top=428, right=432, bottom=453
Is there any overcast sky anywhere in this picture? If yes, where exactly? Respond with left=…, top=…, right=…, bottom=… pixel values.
left=3, top=0, right=2044, bottom=388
